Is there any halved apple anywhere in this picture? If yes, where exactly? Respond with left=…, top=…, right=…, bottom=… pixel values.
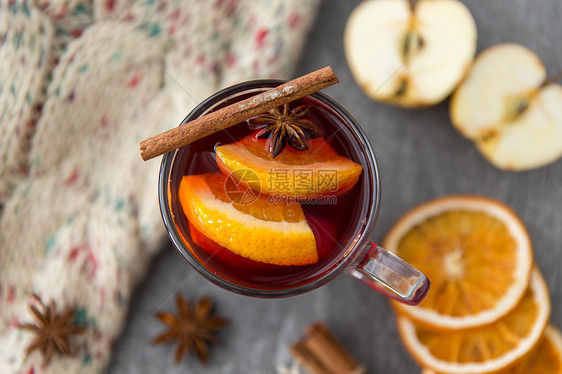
left=344, top=0, right=477, bottom=107
left=451, top=43, right=562, bottom=171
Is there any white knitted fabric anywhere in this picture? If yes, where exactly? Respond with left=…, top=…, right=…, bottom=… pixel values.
left=0, top=0, right=319, bottom=372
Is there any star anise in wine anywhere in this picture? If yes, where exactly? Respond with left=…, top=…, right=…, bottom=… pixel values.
left=18, top=294, right=86, bottom=364
left=249, top=103, right=320, bottom=158
left=152, top=293, right=230, bottom=364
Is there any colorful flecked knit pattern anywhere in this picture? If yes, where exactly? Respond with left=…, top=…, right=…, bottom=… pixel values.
left=0, top=0, right=319, bottom=372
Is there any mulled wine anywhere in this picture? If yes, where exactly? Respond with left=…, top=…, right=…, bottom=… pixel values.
left=165, top=86, right=373, bottom=292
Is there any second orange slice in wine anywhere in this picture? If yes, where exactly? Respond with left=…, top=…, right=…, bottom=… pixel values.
left=215, top=135, right=363, bottom=198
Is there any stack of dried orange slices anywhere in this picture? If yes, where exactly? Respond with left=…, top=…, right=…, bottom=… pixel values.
left=382, top=195, right=561, bottom=373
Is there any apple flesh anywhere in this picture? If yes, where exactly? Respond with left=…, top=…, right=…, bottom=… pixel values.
left=451, top=43, right=562, bottom=171
left=344, top=0, right=477, bottom=107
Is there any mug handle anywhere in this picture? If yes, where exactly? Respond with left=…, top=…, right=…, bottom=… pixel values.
left=349, top=243, right=430, bottom=305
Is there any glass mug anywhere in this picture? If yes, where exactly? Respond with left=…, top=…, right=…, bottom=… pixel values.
left=159, top=80, right=430, bottom=304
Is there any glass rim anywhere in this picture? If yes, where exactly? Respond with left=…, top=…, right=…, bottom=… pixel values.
left=158, top=79, right=381, bottom=298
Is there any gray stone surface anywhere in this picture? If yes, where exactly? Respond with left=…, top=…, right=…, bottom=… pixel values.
left=108, top=1, right=562, bottom=372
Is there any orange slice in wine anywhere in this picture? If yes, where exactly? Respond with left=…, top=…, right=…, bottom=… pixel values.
left=179, top=173, right=317, bottom=266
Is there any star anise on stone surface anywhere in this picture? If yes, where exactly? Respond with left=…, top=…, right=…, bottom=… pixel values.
left=152, top=293, right=230, bottom=365
left=249, top=103, right=320, bottom=158
left=18, top=294, right=86, bottom=364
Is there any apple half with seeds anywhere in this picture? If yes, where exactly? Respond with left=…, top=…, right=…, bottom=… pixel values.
left=344, top=0, right=477, bottom=107
left=451, top=43, right=562, bottom=171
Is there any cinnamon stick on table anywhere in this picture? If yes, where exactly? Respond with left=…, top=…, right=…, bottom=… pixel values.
left=139, top=66, right=339, bottom=161
left=290, top=322, right=368, bottom=374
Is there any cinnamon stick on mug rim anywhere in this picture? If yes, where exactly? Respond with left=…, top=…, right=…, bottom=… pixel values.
left=139, top=66, right=339, bottom=161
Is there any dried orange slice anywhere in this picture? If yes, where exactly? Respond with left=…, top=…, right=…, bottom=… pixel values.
left=511, top=325, right=562, bottom=374
left=399, top=268, right=550, bottom=374
left=384, top=195, right=533, bottom=329
left=215, top=135, right=362, bottom=198
left=422, top=324, right=562, bottom=374
left=179, top=173, right=317, bottom=266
